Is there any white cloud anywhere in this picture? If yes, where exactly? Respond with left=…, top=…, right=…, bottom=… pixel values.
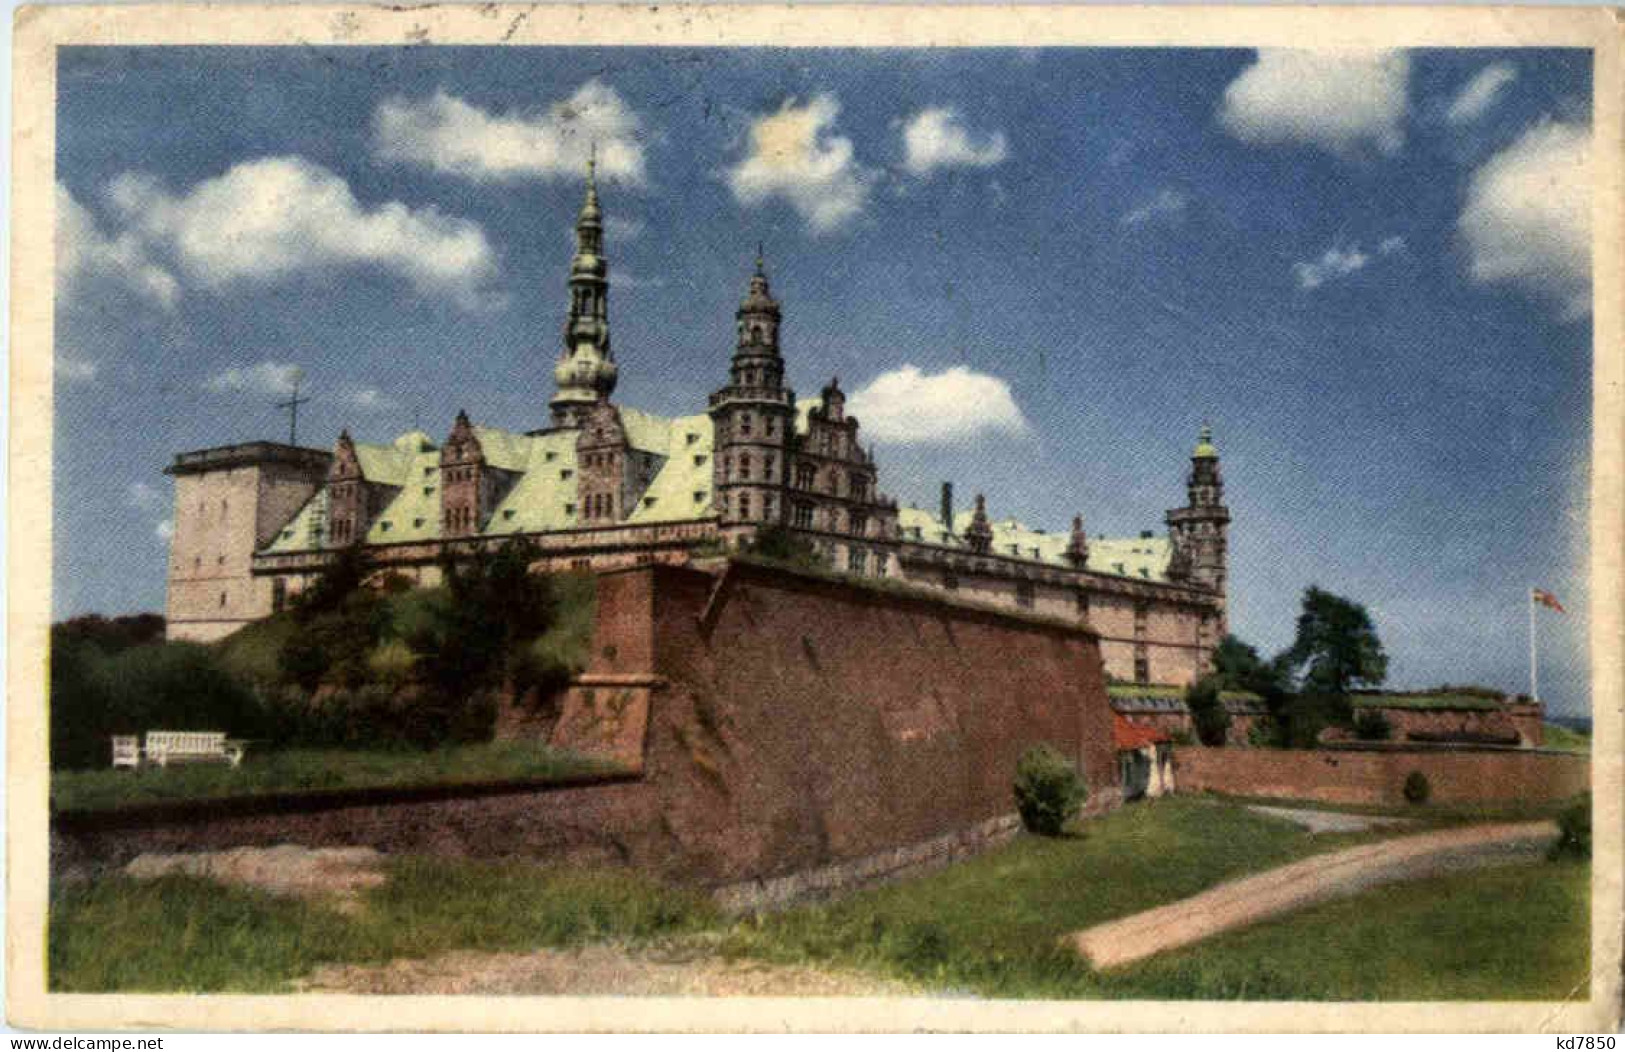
left=126, top=481, right=165, bottom=512
left=1219, top=49, right=1410, bottom=157
left=1447, top=63, right=1517, bottom=125
left=846, top=365, right=1031, bottom=444
left=372, top=82, right=646, bottom=185
left=206, top=361, right=305, bottom=397
left=1294, top=245, right=1370, bottom=290
left=55, top=355, right=98, bottom=383
left=1121, top=188, right=1189, bottom=227
left=107, top=157, right=497, bottom=307
left=1378, top=235, right=1406, bottom=255
left=726, top=96, right=872, bottom=234
left=901, top=107, right=1009, bottom=176
left=1459, top=120, right=1590, bottom=319
left=56, top=183, right=180, bottom=311
left=605, top=215, right=645, bottom=242
left=344, top=386, right=400, bottom=413
left=155, top=519, right=174, bottom=543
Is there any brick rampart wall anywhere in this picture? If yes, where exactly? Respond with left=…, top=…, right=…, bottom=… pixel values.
left=61, top=561, right=1119, bottom=889
left=1172, top=746, right=1589, bottom=806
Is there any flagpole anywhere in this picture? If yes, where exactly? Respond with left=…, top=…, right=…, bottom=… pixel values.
left=1528, top=585, right=1539, bottom=703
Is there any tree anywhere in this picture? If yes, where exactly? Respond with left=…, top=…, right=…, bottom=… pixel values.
left=1209, top=634, right=1290, bottom=747
left=1275, top=587, right=1388, bottom=747
left=1185, top=675, right=1231, bottom=746
left=1281, top=587, right=1388, bottom=696
left=742, top=525, right=828, bottom=570
left=1013, top=743, right=1085, bottom=836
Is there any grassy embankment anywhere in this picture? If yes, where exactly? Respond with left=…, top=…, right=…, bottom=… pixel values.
left=53, top=573, right=606, bottom=812
left=51, top=796, right=1587, bottom=998
left=1542, top=722, right=1591, bottom=754
left=50, top=741, right=617, bottom=812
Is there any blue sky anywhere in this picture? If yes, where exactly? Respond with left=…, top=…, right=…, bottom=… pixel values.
left=54, top=46, right=1594, bottom=716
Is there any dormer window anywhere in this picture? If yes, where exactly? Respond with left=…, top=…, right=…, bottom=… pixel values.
left=686, top=432, right=699, bottom=446
left=545, top=451, right=557, bottom=462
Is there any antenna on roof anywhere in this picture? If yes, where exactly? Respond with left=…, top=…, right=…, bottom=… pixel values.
left=274, top=368, right=310, bottom=446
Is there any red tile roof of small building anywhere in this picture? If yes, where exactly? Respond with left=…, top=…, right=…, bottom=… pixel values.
left=1114, top=714, right=1171, bottom=751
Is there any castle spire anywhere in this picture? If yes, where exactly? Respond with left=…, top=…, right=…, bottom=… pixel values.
left=966, top=493, right=993, bottom=554
left=1064, top=513, right=1090, bottom=567
left=549, top=152, right=618, bottom=427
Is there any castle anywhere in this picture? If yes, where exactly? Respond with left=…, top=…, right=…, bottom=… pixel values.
left=164, top=162, right=1231, bottom=686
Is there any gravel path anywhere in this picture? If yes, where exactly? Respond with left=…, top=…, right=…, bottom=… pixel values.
left=1066, top=820, right=1558, bottom=970
left=296, top=943, right=913, bottom=997
left=1245, top=804, right=1418, bottom=835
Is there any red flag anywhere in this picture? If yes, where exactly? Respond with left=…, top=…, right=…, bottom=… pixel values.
left=1532, top=588, right=1567, bottom=614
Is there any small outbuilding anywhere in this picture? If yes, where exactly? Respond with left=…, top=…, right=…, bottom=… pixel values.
left=1115, top=715, right=1174, bottom=801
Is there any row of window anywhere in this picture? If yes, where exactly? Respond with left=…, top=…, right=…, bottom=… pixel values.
left=583, top=491, right=616, bottom=520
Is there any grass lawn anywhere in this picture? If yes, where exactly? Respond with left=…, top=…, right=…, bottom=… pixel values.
left=1542, top=722, right=1591, bottom=754
left=1107, top=858, right=1589, bottom=1000
left=50, top=796, right=1586, bottom=998
left=713, top=797, right=1445, bottom=997
left=51, top=741, right=617, bottom=813
left=50, top=858, right=716, bottom=992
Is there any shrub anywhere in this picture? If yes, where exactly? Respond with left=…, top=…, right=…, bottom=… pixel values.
left=1550, top=796, right=1591, bottom=860
left=50, top=640, right=271, bottom=769
left=742, top=525, right=829, bottom=569
left=1403, top=770, right=1431, bottom=805
left=1245, top=717, right=1281, bottom=749
left=366, top=639, right=418, bottom=691
left=1353, top=710, right=1392, bottom=741
left=1013, top=744, right=1084, bottom=836
left=1185, top=676, right=1231, bottom=747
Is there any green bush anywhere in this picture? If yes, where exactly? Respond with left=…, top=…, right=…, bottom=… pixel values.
left=1353, top=710, right=1392, bottom=741
left=1403, top=770, right=1431, bottom=805
left=1185, top=676, right=1231, bottom=747
left=366, top=640, right=418, bottom=690
left=50, top=639, right=271, bottom=770
left=1013, top=744, right=1084, bottom=836
left=1550, top=796, right=1591, bottom=860
left=1245, top=717, right=1281, bottom=749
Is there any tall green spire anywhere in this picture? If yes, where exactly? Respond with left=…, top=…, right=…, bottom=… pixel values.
left=549, top=150, right=618, bottom=427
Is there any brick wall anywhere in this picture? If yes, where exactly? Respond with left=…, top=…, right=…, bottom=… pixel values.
left=64, top=560, right=1120, bottom=889
left=1172, top=746, right=1589, bottom=807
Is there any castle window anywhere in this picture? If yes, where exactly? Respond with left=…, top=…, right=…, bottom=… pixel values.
left=850, top=512, right=868, bottom=537
left=848, top=548, right=867, bottom=574
left=424, top=467, right=434, bottom=477
left=740, top=492, right=753, bottom=519
left=740, top=413, right=753, bottom=436
left=766, top=417, right=777, bottom=436
left=796, top=463, right=816, bottom=489
left=764, top=495, right=776, bottom=521
left=694, top=454, right=707, bottom=467
left=565, top=503, right=576, bottom=516
left=218, top=555, right=226, bottom=566
left=561, top=469, right=574, bottom=480
left=546, top=451, right=558, bottom=462
left=414, top=518, right=425, bottom=528
left=380, top=521, right=392, bottom=533
left=503, top=509, right=516, bottom=521
left=424, top=486, right=435, bottom=496
left=793, top=502, right=814, bottom=529
left=1076, top=591, right=1090, bottom=616
left=644, top=497, right=657, bottom=508
left=693, top=491, right=706, bottom=503
left=740, top=454, right=752, bottom=479
left=764, top=455, right=776, bottom=480
left=850, top=474, right=868, bottom=501
left=219, top=591, right=227, bottom=608
left=1016, top=581, right=1035, bottom=609
left=686, top=432, right=699, bottom=446
left=193, top=556, right=201, bottom=571
left=1134, top=655, right=1150, bottom=684
left=573, top=558, right=591, bottom=571
left=874, top=552, right=888, bottom=578
left=272, top=577, right=287, bottom=613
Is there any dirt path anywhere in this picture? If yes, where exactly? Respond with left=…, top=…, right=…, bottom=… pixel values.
left=296, top=943, right=913, bottom=997
left=1066, top=820, right=1558, bottom=970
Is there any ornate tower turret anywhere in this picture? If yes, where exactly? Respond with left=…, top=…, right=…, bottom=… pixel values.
left=1165, top=423, right=1231, bottom=620
left=550, top=153, right=619, bottom=428
left=965, top=493, right=994, bottom=554
left=1064, top=514, right=1090, bottom=567
left=709, top=249, right=796, bottom=545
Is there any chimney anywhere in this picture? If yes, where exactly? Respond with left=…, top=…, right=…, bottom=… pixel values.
left=940, top=482, right=955, bottom=538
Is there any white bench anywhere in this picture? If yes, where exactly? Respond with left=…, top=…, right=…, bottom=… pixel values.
left=143, top=731, right=247, bottom=768
left=111, top=735, right=141, bottom=769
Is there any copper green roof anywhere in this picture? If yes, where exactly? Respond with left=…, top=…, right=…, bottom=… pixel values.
left=895, top=506, right=1171, bottom=581
left=261, top=414, right=717, bottom=554
left=625, top=414, right=714, bottom=523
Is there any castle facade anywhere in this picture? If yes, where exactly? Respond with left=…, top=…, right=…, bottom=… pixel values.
left=165, top=164, right=1231, bottom=685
